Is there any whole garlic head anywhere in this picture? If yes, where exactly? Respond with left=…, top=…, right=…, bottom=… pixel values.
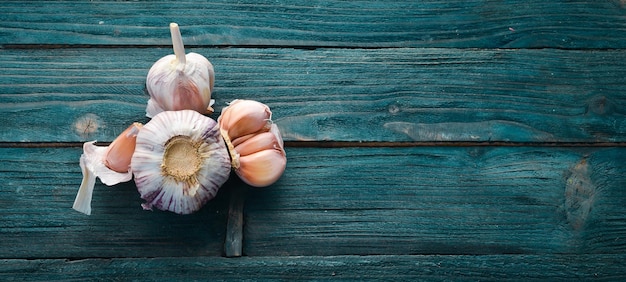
left=145, top=23, right=215, bottom=118
left=131, top=110, right=231, bottom=214
left=218, top=100, right=287, bottom=187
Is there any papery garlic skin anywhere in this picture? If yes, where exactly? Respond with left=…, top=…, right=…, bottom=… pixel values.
left=145, top=23, right=215, bottom=118
left=218, top=100, right=287, bottom=187
left=131, top=110, right=231, bottom=214
left=73, top=154, right=96, bottom=215
left=73, top=122, right=143, bottom=215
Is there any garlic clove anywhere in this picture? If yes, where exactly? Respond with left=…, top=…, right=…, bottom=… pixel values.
left=236, top=149, right=287, bottom=187
left=72, top=123, right=142, bottom=215
left=218, top=99, right=272, bottom=140
left=217, top=100, right=287, bottom=187
left=231, top=125, right=287, bottom=187
left=131, top=110, right=231, bottom=214
left=233, top=131, right=283, bottom=157
left=104, top=122, right=143, bottom=173
left=145, top=23, right=214, bottom=118
left=230, top=132, right=256, bottom=148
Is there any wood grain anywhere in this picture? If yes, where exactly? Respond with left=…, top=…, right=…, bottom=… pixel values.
left=1, top=48, right=624, bottom=143
left=2, top=255, right=625, bottom=281
left=3, top=146, right=623, bottom=259
left=243, top=147, right=626, bottom=256
left=0, top=147, right=231, bottom=259
left=3, top=0, right=626, bottom=279
left=1, top=0, right=626, bottom=48
left=224, top=183, right=248, bottom=257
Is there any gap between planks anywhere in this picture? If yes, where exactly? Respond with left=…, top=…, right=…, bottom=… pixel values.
left=1, top=141, right=625, bottom=149
left=1, top=44, right=400, bottom=50
left=4, top=44, right=625, bottom=52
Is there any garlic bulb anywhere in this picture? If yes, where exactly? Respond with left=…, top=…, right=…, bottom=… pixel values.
left=73, top=122, right=143, bottom=215
left=131, top=110, right=231, bottom=214
left=218, top=100, right=287, bottom=187
left=145, top=23, right=215, bottom=118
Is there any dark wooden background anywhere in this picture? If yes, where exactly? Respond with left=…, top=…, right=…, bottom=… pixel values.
left=1, top=1, right=625, bottom=280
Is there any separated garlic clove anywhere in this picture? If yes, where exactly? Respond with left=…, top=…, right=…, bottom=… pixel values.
left=233, top=131, right=281, bottom=156
left=131, top=110, right=231, bottom=214
left=145, top=23, right=215, bottom=118
left=237, top=148, right=286, bottom=187
left=73, top=122, right=143, bottom=215
left=233, top=124, right=287, bottom=187
left=229, top=124, right=284, bottom=149
left=218, top=100, right=287, bottom=187
left=104, top=123, right=144, bottom=173
left=218, top=99, right=272, bottom=141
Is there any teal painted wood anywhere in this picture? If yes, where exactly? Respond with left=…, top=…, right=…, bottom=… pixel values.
left=224, top=183, right=247, bottom=257
left=3, top=147, right=624, bottom=259
left=0, top=147, right=232, bottom=258
left=1, top=0, right=626, bottom=48
left=1, top=48, right=625, bottom=143
left=2, top=0, right=625, bottom=279
left=2, top=255, right=626, bottom=281
left=243, top=147, right=626, bottom=256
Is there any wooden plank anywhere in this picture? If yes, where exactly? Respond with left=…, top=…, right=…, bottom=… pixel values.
left=2, top=255, right=626, bottom=281
left=4, top=146, right=624, bottom=259
left=1, top=0, right=626, bottom=48
left=0, top=147, right=231, bottom=259
left=243, top=147, right=626, bottom=256
left=1, top=48, right=625, bottom=143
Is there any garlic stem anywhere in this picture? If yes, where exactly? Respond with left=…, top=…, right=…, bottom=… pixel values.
left=169, top=22, right=186, bottom=65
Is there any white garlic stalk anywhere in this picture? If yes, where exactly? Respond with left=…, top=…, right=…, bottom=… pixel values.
left=131, top=110, right=231, bottom=214
left=218, top=100, right=287, bottom=187
left=73, top=122, right=143, bottom=215
left=145, top=23, right=215, bottom=118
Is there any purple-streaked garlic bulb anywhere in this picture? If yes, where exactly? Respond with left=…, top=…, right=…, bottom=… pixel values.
left=145, top=23, right=215, bottom=118
left=73, top=122, right=143, bottom=215
left=131, top=110, right=231, bottom=214
left=218, top=99, right=287, bottom=187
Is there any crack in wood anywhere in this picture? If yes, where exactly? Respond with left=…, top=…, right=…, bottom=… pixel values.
left=1, top=141, right=626, bottom=148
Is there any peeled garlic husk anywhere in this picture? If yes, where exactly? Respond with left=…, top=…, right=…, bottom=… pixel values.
left=145, top=23, right=215, bottom=118
left=73, top=122, right=143, bottom=215
left=218, top=100, right=287, bottom=187
left=131, top=110, right=231, bottom=214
